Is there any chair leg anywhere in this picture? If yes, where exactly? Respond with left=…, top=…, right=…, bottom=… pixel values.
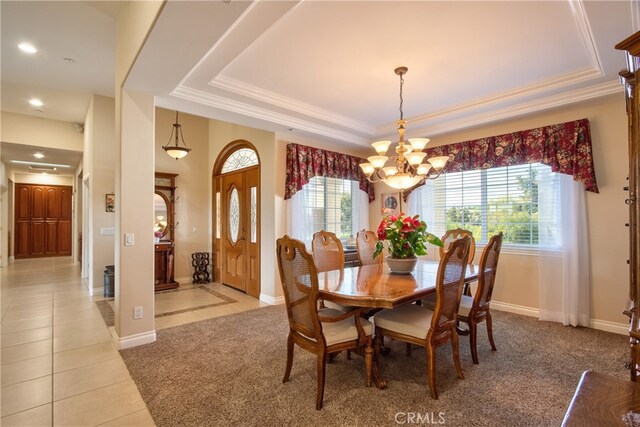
left=316, top=351, right=327, bottom=410
left=283, top=333, right=294, bottom=383
left=469, top=320, right=479, bottom=365
left=347, top=350, right=352, bottom=360
left=486, top=312, right=497, bottom=351
left=426, top=343, right=438, bottom=399
left=406, top=343, right=412, bottom=357
left=452, top=330, right=465, bottom=379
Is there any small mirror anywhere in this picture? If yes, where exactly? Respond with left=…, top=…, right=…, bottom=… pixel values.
left=154, top=193, right=169, bottom=239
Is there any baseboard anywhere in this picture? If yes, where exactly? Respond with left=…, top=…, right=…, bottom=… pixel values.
left=108, top=326, right=156, bottom=350
left=175, top=276, right=192, bottom=285
left=491, top=300, right=539, bottom=318
left=589, top=319, right=629, bottom=335
left=491, top=300, right=628, bottom=335
left=260, top=293, right=285, bottom=305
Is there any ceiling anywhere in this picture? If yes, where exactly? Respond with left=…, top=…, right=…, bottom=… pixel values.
left=0, top=142, right=83, bottom=177
left=0, top=0, right=638, bottom=158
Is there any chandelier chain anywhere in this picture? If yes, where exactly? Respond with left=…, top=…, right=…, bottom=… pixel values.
left=399, top=73, right=404, bottom=120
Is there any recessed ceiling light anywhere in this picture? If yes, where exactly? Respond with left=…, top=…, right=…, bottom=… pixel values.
left=10, top=160, right=70, bottom=168
left=18, top=42, right=37, bottom=54
left=33, top=152, right=45, bottom=159
left=29, top=98, right=43, bottom=107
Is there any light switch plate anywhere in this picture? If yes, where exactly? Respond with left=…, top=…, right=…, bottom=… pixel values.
left=125, top=233, right=134, bottom=246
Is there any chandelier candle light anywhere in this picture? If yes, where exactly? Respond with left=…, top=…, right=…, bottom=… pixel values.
left=359, top=67, right=449, bottom=190
left=163, top=111, right=192, bottom=160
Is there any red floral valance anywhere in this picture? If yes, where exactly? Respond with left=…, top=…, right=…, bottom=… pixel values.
left=417, top=118, right=598, bottom=193
left=285, top=143, right=376, bottom=202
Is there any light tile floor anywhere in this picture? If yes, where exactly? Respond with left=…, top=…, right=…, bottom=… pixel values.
left=1, top=257, right=268, bottom=426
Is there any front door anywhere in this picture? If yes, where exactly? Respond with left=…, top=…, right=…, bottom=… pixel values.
left=221, top=171, right=246, bottom=291
left=219, top=166, right=260, bottom=297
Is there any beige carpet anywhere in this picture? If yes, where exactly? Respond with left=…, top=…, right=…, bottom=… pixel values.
left=120, top=305, right=628, bottom=426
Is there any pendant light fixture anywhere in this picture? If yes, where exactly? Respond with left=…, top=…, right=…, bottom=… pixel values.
left=163, top=111, right=191, bottom=160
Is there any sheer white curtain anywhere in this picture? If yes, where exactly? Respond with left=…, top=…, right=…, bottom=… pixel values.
left=538, top=170, right=590, bottom=327
left=287, top=182, right=369, bottom=248
left=406, top=181, right=440, bottom=260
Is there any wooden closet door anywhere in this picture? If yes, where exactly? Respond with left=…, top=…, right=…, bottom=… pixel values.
left=58, top=187, right=72, bottom=255
left=30, top=186, right=46, bottom=256
left=14, top=185, right=31, bottom=257
left=45, top=187, right=60, bottom=255
left=14, top=184, right=73, bottom=258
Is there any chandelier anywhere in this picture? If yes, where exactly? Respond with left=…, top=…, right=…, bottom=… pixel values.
left=359, top=67, right=448, bottom=190
left=163, top=111, right=191, bottom=160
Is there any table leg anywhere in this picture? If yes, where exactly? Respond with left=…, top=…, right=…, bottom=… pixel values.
left=372, top=334, right=388, bottom=389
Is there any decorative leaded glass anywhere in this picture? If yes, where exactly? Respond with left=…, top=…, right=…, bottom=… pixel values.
left=250, top=187, right=257, bottom=243
left=221, top=148, right=259, bottom=174
left=216, top=192, right=221, bottom=239
left=229, top=188, right=240, bottom=243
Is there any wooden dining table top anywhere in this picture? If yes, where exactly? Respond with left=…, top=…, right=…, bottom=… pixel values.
left=317, top=259, right=479, bottom=309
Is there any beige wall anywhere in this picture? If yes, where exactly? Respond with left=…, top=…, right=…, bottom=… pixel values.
left=84, top=95, right=116, bottom=294
left=155, top=108, right=209, bottom=280
left=12, top=173, right=73, bottom=186
left=1, top=112, right=83, bottom=151
left=114, top=1, right=164, bottom=348
left=208, top=120, right=282, bottom=301
left=370, top=93, right=628, bottom=327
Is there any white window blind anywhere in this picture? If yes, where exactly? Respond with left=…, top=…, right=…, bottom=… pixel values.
left=293, top=176, right=362, bottom=245
left=415, top=163, right=558, bottom=247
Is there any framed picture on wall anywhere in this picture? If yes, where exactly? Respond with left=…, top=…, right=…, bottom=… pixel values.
left=105, top=193, right=115, bottom=212
left=381, top=193, right=401, bottom=216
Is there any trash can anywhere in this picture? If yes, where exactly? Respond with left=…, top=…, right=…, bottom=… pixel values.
left=104, top=265, right=115, bottom=298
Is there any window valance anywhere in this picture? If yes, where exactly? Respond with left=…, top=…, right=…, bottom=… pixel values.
left=285, top=143, right=376, bottom=202
left=416, top=118, right=598, bottom=193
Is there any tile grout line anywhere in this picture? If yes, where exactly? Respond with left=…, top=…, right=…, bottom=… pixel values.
left=50, top=278, right=55, bottom=427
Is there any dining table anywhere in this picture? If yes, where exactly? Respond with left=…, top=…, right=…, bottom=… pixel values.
left=317, top=259, right=479, bottom=309
left=315, top=258, right=480, bottom=389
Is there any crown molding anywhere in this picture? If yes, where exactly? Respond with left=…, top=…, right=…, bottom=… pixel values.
left=569, top=0, right=604, bottom=73
left=209, top=75, right=375, bottom=135
left=172, top=85, right=371, bottom=145
left=378, top=67, right=603, bottom=135
left=404, top=80, right=622, bottom=138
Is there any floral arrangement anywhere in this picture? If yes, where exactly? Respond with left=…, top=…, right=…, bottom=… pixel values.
left=373, top=213, right=443, bottom=259
left=154, top=230, right=163, bottom=239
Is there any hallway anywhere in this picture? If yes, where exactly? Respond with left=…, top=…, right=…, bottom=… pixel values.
left=1, top=257, right=153, bottom=426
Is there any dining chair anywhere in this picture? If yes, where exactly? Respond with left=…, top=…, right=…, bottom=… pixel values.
left=440, top=228, right=476, bottom=296
left=440, top=228, right=476, bottom=265
left=312, top=231, right=352, bottom=312
left=425, top=232, right=503, bottom=364
left=356, top=230, right=382, bottom=266
left=457, top=232, right=503, bottom=363
left=373, top=236, right=471, bottom=399
left=276, top=236, right=374, bottom=410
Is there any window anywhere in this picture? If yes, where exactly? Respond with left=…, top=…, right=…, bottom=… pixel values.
left=220, top=148, right=258, bottom=174
left=294, top=176, right=364, bottom=245
left=412, top=163, right=557, bottom=247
